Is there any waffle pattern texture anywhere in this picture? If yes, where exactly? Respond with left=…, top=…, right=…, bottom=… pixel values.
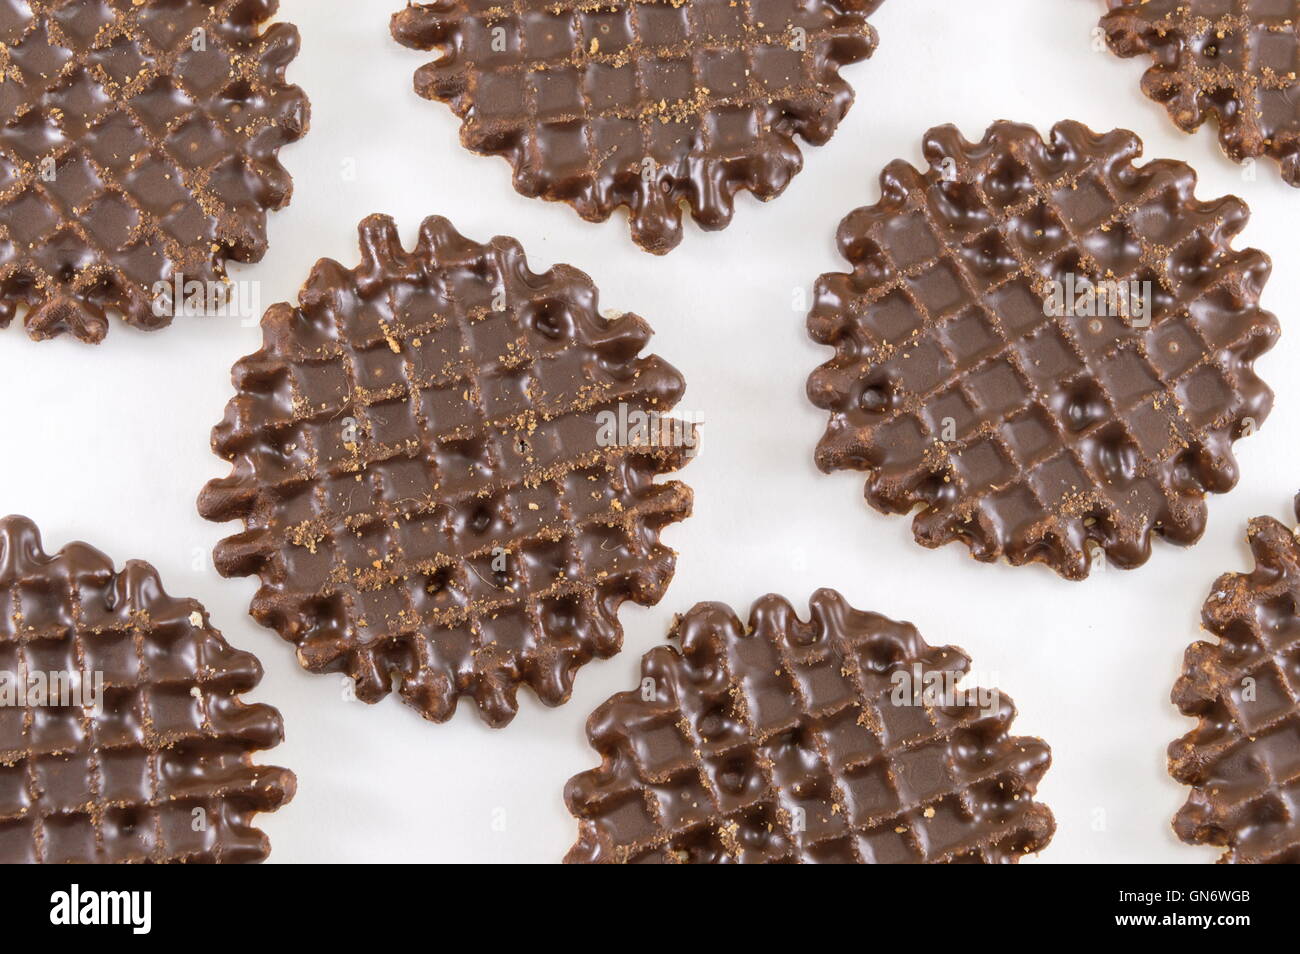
left=391, top=0, right=882, bottom=254
left=565, top=589, right=1054, bottom=863
left=0, top=515, right=293, bottom=863
left=1170, top=495, right=1300, bottom=863
left=807, top=120, right=1278, bottom=580
left=1102, top=0, right=1300, bottom=186
left=0, top=0, right=308, bottom=342
left=200, top=214, right=695, bottom=728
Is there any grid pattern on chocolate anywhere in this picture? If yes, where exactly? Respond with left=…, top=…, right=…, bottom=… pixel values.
left=0, top=0, right=308, bottom=342
left=1102, top=0, right=1300, bottom=186
left=807, top=120, right=1277, bottom=580
left=1169, top=503, right=1300, bottom=863
left=199, top=214, right=694, bottom=728
left=0, top=515, right=292, bottom=864
left=565, top=590, right=1054, bottom=863
left=392, top=0, right=881, bottom=253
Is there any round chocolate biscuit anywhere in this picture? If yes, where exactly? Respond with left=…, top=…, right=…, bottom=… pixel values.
left=1170, top=497, right=1300, bottom=864
left=1101, top=0, right=1300, bottom=187
left=0, top=515, right=293, bottom=864
left=807, top=120, right=1278, bottom=580
left=0, top=0, right=309, bottom=342
left=391, top=0, right=882, bottom=254
left=565, top=589, right=1054, bottom=863
left=199, top=214, right=695, bottom=728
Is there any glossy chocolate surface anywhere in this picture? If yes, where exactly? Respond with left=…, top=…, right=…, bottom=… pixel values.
left=1102, top=0, right=1300, bottom=186
left=1170, top=496, right=1300, bottom=863
left=391, top=0, right=882, bottom=254
left=807, top=120, right=1277, bottom=579
left=0, top=0, right=308, bottom=342
left=0, top=515, right=292, bottom=863
left=565, top=589, right=1054, bottom=863
left=200, top=214, right=694, bottom=728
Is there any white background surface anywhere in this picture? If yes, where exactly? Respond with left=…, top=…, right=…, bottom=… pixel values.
left=1, top=0, right=1296, bottom=864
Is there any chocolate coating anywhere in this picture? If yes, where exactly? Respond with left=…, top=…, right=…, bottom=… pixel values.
left=807, top=120, right=1277, bottom=580
left=0, top=516, right=293, bottom=864
left=1102, top=0, right=1300, bottom=186
left=199, top=214, right=695, bottom=728
left=565, top=589, right=1054, bottom=863
left=391, top=0, right=881, bottom=254
left=1170, top=496, right=1300, bottom=863
left=0, top=0, right=308, bottom=342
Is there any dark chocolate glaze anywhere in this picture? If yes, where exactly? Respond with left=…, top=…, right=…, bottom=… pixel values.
left=1170, top=496, right=1300, bottom=864
left=807, top=120, right=1278, bottom=580
left=0, top=0, right=308, bottom=342
left=565, top=589, right=1054, bottom=863
left=0, top=515, right=293, bottom=864
left=1102, top=0, right=1300, bottom=186
left=199, top=214, right=695, bottom=728
left=391, top=0, right=882, bottom=254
